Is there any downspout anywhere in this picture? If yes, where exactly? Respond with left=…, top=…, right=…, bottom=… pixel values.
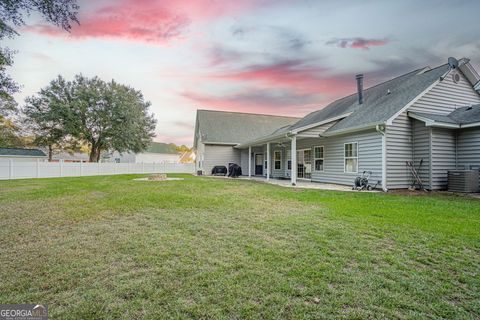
left=376, top=124, right=388, bottom=192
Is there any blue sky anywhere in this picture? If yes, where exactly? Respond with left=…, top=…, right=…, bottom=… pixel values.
left=6, top=0, right=480, bottom=146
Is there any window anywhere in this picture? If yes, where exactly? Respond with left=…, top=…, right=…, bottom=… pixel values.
left=274, top=150, right=282, bottom=170
left=287, top=160, right=291, bottom=170
left=344, top=142, right=358, bottom=173
left=314, top=146, right=324, bottom=171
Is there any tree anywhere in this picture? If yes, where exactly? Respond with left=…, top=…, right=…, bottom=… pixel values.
left=67, top=75, right=157, bottom=162
left=176, top=144, right=192, bottom=153
left=0, top=0, right=79, bottom=115
left=23, top=75, right=78, bottom=160
left=23, top=75, right=156, bottom=162
left=0, top=116, right=23, bottom=147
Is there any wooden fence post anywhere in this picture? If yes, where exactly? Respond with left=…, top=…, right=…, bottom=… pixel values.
left=80, top=160, right=83, bottom=176
left=59, top=159, right=63, bottom=177
left=36, top=159, right=40, bottom=178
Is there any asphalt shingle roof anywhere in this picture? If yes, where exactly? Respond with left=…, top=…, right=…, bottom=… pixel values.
left=238, top=63, right=451, bottom=146
left=195, top=110, right=300, bottom=145
left=0, top=148, right=47, bottom=157
left=324, top=64, right=450, bottom=134
left=410, top=104, right=480, bottom=125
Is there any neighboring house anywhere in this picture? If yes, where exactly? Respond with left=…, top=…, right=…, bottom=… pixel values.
left=194, top=57, right=480, bottom=190
left=49, top=151, right=89, bottom=162
left=104, top=142, right=181, bottom=163
left=0, top=148, right=47, bottom=161
left=193, top=110, right=300, bottom=175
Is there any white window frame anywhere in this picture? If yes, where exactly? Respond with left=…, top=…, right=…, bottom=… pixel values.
left=344, top=142, right=358, bottom=173
left=313, top=146, right=324, bottom=172
left=274, top=150, right=282, bottom=170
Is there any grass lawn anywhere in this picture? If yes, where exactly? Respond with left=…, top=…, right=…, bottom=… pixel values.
left=0, top=174, right=479, bottom=319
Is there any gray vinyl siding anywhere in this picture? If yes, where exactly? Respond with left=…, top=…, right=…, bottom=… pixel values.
left=387, top=69, right=480, bottom=189
left=430, top=128, right=457, bottom=190
left=203, top=144, right=240, bottom=175
left=457, top=128, right=480, bottom=170
left=266, top=129, right=382, bottom=187
left=412, top=120, right=431, bottom=189
left=408, top=70, right=480, bottom=115
left=386, top=113, right=413, bottom=189
left=312, top=130, right=382, bottom=186
left=240, top=149, right=249, bottom=174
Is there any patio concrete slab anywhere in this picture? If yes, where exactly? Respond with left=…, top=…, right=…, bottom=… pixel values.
left=207, top=175, right=378, bottom=192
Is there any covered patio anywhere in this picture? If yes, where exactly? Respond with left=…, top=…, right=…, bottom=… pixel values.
left=237, top=175, right=361, bottom=192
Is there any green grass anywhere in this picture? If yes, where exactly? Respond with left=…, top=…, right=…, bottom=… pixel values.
left=0, top=174, right=479, bottom=319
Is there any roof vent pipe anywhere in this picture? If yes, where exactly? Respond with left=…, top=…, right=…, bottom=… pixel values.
left=356, top=74, right=364, bottom=105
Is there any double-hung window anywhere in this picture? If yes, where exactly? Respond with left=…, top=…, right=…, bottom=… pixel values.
left=314, top=146, right=324, bottom=171
left=274, top=150, right=282, bottom=170
left=344, top=142, right=358, bottom=173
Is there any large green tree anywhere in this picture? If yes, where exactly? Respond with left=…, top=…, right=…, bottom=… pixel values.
left=0, top=0, right=79, bottom=115
left=23, top=75, right=157, bottom=162
left=23, top=75, right=77, bottom=160
left=69, top=75, right=157, bottom=162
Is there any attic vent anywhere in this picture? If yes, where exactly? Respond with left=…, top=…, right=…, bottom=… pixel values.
left=452, top=73, right=460, bottom=83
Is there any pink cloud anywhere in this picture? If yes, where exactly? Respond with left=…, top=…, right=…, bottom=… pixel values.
left=208, top=60, right=355, bottom=95
left=26, top=0, right=272, bottom=43
left=181, top=89, right=326, bottom=117
left=326, top=37, right=389, bottom=50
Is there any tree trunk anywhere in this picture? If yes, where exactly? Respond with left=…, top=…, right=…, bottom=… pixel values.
left=48, top=145, right=53, bottom=162
left=96, top=149, right=101, bottom=163
left=89, top=147, right=98, bottom=162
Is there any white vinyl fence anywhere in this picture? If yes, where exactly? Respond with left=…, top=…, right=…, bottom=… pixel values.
left=0, top=160, right=195, bottom=180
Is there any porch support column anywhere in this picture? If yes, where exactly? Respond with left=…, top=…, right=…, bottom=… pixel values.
left=291, top=135, right=297, bottom=186
left=266, top=142, right=270, bottom=181
left=248, top=146, right=252, bottom=178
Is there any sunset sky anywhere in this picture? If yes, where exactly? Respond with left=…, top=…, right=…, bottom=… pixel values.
left=6, top=0, right=480, bottom=146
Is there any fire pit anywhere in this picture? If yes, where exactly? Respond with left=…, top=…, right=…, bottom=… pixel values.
left=148, top=173, right=167, bottom=181
left=133, top=174, right=184, bottom=182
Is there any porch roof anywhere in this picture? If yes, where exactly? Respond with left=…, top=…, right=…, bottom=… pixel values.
left=408, top=104, right=480, bottom=128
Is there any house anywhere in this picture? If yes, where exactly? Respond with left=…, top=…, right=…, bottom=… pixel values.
left=103, top=142, right=181, bottom=163
left=194, top=57, right=480, bottom=190
left=0, top=148, right=47, bottom=161
left=49, top=151, right=89, bottom=162
left=193, top=110, right=300, bottom=175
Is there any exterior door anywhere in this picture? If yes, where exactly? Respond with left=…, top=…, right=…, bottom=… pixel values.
left=255, top=154, right=263, bottom=175
left=297, top=149, right=312, bottom=180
